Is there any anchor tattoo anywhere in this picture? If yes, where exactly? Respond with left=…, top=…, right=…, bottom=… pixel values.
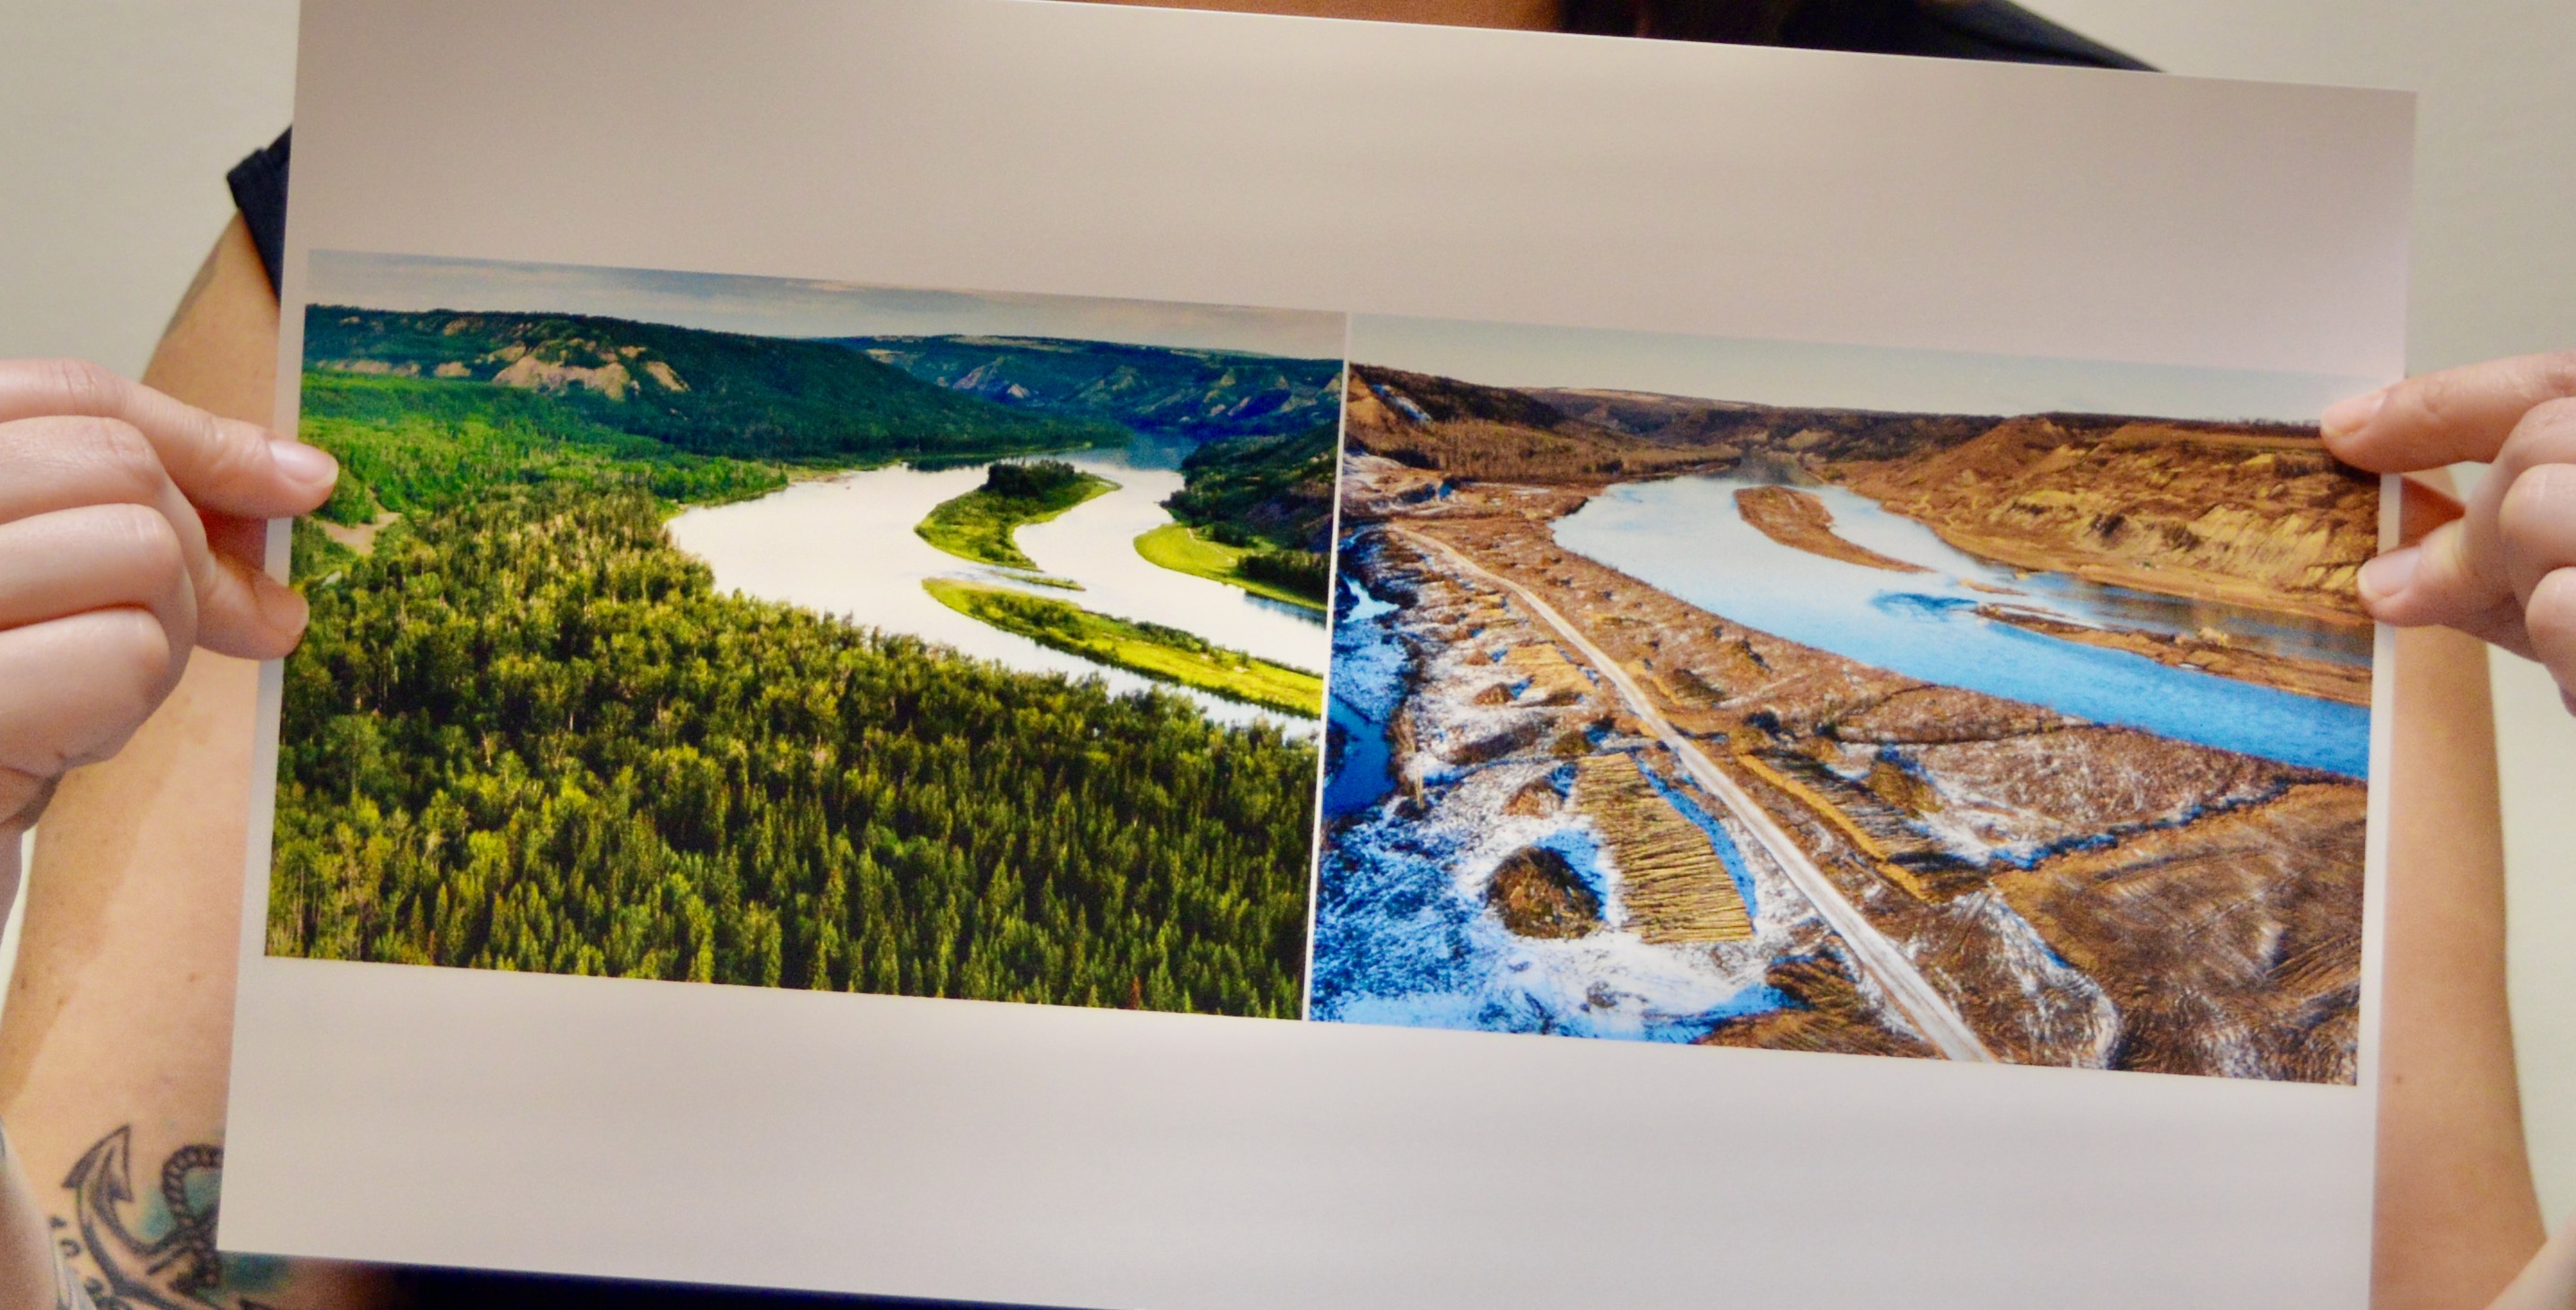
left=52, top=1126, right=257, bottom=1310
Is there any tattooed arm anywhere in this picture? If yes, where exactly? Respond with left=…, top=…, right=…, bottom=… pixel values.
left=0, top=218, right=385, bottom=1310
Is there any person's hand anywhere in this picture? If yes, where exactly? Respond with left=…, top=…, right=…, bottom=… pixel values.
left=2322, top=349, right=2576, bottom=712
left=0, top=359, right=337, bottom=834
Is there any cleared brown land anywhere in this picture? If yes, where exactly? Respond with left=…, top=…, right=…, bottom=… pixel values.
left=1991, top=783, right=2365, bottom=1083
left=1336, top=431, right=2366, bottom=1080
left=1347, top=363, right=2376, bottom=627
left=1835, top=416, right=2377, bottom=627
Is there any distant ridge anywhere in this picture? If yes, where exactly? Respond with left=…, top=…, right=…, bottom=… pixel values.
left=841, top=334, right=1344, bottom=443
left=304, top=307, right=1121, bottom=462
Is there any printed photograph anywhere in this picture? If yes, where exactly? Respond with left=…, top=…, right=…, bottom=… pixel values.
left=1311, top=316, right=2377, bottom=1081
left=267, top=253, right=1340, bottom=1018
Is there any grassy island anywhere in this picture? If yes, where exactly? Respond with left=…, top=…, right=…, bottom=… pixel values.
left=916, top=459, right=1117, bottom=571
left=924, top=579, right=1323, bottom=718
left=1134, top=522, right=1328, bottom=611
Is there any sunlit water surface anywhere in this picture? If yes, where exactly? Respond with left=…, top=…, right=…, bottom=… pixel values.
left=1552, top=476, right=2370, bottom=776
left=667, top=443, right=1324, bottom=733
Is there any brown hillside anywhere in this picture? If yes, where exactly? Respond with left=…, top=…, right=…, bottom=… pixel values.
left=1829, top=416, right=2377, bottom=624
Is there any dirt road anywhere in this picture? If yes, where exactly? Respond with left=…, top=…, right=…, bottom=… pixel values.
left=1392, top=527, right=1996, bottom=1062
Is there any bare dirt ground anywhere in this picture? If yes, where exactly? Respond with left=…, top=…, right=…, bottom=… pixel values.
left=1334, top=456, right=2364, bottom=1082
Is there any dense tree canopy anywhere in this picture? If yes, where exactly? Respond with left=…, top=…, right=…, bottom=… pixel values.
left=1165, top=423, right=1338, bottom=553
left=276, top=361, right=1320, bottom=1018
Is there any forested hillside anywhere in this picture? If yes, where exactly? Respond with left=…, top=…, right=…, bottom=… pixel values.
left=1162, top=424, right=1338, bottom=553
left=845, top=335, right=1342, bottom=443
left=300, top=371, right=787, bottom=524
left=276, top=332, right=1322, bottom=1017
left=306, top=307, right=1123, bottom=461
left=1126, top=424, right=1336, bottom=606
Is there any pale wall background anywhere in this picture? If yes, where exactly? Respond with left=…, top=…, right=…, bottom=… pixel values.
left=2, top=0, right=2573, bottom=1217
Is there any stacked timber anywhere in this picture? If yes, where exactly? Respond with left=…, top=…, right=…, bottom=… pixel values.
left=1502, top=642, right=1592, bottom=704
left=1573, top=753, right=1754, bottom=943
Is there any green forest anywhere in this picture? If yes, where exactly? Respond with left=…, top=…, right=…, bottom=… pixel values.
left=275, top=316, right=1322, bottom=1018
left=1156, top=424, right=1338, bottom=604
left=306, top=307, right=1126, bottom=461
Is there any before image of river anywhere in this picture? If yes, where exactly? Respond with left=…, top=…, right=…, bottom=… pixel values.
left=668, top=443, right=1329, bottom=732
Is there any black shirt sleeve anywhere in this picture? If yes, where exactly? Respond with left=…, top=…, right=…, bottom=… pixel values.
left=1564, top=0, right=2152, bottom=70
left=224, top=127, right=292, bottom=296
left=1914, top=2, right=2152, bottom=70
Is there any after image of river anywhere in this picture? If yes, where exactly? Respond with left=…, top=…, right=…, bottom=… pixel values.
left=670, top=442, right=1329, bottom=732
left=1311, top=357, right=2376, bottom=1083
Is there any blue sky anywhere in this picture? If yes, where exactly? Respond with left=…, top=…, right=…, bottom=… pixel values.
left=307, top=251, right=1347, bottom=360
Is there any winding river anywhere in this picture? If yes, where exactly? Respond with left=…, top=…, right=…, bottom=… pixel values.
left=667, top=442, right=1327, bottom=732
left=1551, top=476, right=2371, bottom=776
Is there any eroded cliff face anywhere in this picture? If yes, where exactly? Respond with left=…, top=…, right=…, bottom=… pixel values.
left=1827, top=417, right=2379, bottom=626
left=1345, top=365, right=2379, bottom=632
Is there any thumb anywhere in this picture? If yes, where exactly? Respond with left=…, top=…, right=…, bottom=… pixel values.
left=2359, top=519, right=2518, bottom=634
left=194, top=544, right=313, bottom=661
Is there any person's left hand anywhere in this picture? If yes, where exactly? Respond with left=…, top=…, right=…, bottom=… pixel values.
left=2322, top=349, right=2576, bottom=712
left=0, top=359, right=337, bottom=834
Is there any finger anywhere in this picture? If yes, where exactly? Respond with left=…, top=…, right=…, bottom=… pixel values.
left=0, top=413, right=198, bottom=526
left=202, top=509, right=272, bottom=572
left=0, top=358, right=337, bottom=520
left=0, top=505, right=197, bottom=656
left=2321, top=349, right=2576, bottom=471
left=195, top=548, right=311, bottom=661
left=2528, top=569, right=2576, bottom=713
left=0, top=609, right=180, bottom=779
left=2497, top=461, right=2576, bottom=607
left=2358, top=518, right=2520, bottom=635
left=0, top=413, right=299, bottom=659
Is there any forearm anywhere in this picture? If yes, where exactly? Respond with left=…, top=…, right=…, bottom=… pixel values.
left=2375, top=621, right=2546, bottom=1309
left=0, top=218, right=381, bottom=1308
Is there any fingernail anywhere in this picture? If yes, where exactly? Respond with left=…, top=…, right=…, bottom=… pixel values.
left=270, top=439, right=339, bottom=488
left=2321, top=389, right=2388, bottom=440
left=2358, top=546, right=2420, bottom=606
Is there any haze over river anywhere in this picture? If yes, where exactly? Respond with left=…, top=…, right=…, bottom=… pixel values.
left=1553, top=476, right=2371, bottom=776
left=668, top=444, right=1327, bottom=732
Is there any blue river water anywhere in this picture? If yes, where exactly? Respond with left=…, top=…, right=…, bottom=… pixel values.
left=1322, top=576, right=1405, bottom=817
left=1552, top=476, right=2371, bottom=777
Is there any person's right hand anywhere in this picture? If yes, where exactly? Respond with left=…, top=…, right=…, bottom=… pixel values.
left=0, top=359, right=338, bottom=834
left=2322, top=349, right=2576, bottom=712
